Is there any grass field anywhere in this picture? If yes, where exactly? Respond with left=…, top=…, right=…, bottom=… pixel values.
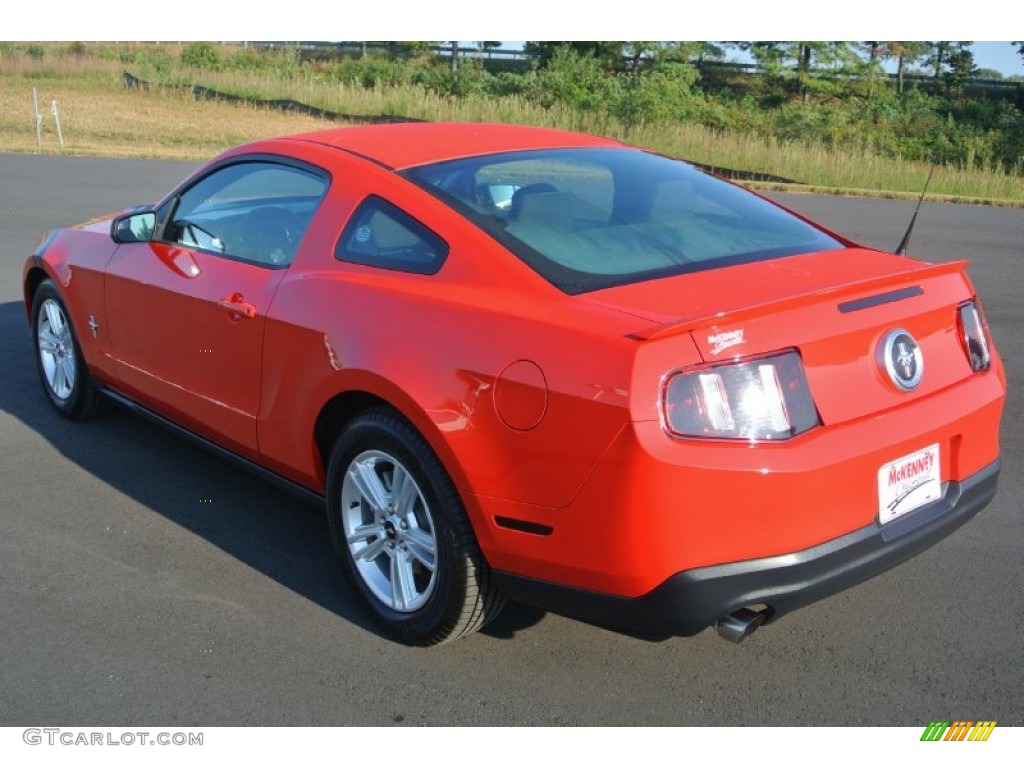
left=2, top=47, right=1022, bottom=205
left=0, top=56, right=332, bottom=160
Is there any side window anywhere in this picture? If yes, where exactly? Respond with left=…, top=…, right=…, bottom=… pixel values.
left=336, top=196, right=448, bottom=275
left=164, top=161, right=328, bottom=267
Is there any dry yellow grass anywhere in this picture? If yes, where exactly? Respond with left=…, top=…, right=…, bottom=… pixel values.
left=0, top=83, right=339, bottom=159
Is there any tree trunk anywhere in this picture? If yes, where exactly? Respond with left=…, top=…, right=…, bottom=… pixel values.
left=933, top=43, right=946, bottom=80
left=897, top=55, right=905, bottom=94
left=800, top=45, right=811, bottom=104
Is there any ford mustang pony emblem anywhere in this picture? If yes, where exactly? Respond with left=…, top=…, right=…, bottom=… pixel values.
left=879, top=329, right=924, bottom=391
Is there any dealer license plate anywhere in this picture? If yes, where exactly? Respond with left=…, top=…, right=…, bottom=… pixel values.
left=877, top=444, right=942, bottom=525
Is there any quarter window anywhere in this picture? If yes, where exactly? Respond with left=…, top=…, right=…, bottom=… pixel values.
left=336, top=196, right=448, bottom=274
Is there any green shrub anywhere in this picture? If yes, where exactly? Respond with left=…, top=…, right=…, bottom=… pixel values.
left=611, top=63, right=700, bottom=125
left=180, top=42, right=221, bottom=70
left=527, top=46, right=613, bottom=110
left=231, top=47, right=272, bottom=72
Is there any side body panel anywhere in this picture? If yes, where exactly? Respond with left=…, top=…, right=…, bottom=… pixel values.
left=253, top=147, right=641, bottom=521
left=103, top=242, right=284, bottom=456
left=24, top=222, right=120, bottom=384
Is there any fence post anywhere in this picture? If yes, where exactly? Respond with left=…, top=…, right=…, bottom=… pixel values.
left=32, top=87, right=42, bottom=148
left=51, top=101, right=64, bottom=149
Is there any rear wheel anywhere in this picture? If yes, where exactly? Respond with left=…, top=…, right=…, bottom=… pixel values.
left=31, top=280, right=105, bottom=420
left=326, top=408, right=504, bottom=645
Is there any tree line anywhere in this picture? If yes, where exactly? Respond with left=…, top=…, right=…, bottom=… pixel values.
left=180, top=40, right=1024, bottom=174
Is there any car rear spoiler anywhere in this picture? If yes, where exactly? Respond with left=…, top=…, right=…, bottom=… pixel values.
left=627, top=259, right=971, bottom=342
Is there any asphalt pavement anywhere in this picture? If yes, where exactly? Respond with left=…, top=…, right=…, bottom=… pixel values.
left=0, top=153, right=1021, bottom=726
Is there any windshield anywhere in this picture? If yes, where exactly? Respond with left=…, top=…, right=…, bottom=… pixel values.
left=403, top=148, right=845, bottom=294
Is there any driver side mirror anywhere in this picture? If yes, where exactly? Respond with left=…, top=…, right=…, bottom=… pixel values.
left=111, top=211, right=156, bottom=243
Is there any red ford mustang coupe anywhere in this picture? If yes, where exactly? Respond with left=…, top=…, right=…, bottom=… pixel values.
left=24, top=123, right=1004, bottom=645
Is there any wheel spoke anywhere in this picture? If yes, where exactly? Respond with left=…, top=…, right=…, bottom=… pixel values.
left=346, top=522, right=381, bottom=546
left=390, top=551, right=417, bottom=611
left=391, top=464, right=419, bottom=518
left=403, top=528, right=436, bottom=571
left=53, top=359, right=67, bottom=396
left=350, top=460, right=390, bottom=512
left=44, top=300, right=64, bottom=335
left=38, top=329, right=59, bottom=353
left=40, top=355, right=56, bottom=385
left=355, top=537, right=387, bottom=563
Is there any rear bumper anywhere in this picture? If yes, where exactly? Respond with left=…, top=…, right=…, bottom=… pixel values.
left=493, top=459, right=1000, bottom=637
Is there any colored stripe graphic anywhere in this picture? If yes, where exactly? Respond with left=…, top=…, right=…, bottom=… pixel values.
left=920, top=720, right=996, bottom=741
left=944, top=721, right=972, bottom=741
left=968, top=722, right=997, bottom=741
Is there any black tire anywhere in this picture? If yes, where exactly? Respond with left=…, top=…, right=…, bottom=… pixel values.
left=326, top=408, right=504, bottom=645
left=31, top=279, right=106, bottom=420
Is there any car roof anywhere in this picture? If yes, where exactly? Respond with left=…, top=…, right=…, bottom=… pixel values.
left=284, top=122, right=628, bottom=170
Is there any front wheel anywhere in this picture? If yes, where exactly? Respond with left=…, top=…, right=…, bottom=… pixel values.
left=326, top=408, right=504, bottom=645
left=31, top=280, right=105, bottom=420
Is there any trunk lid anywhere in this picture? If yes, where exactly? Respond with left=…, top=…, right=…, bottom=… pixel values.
left=586, top=248, right=981, bottom=426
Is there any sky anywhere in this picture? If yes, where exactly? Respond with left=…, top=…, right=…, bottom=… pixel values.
left=724, top=42, right=1023, bottom=78
left=5, top=1, right=1023, bottom=77
left=969, top=42, right=1023, bottom=77
left=495, top=41, right=1023, bottom=79
left=702, top=42, right=1023, bottom=78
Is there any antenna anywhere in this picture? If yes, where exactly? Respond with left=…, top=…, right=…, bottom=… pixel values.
left=895, top=165, right=936, bottom=255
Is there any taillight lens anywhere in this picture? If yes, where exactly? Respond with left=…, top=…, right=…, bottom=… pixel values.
left=957, top=300, right=991, bottom=372
left=663, top=350, right=820, bottom=440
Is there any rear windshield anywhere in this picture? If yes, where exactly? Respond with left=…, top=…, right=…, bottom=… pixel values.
left=403, top=148, right=844, bottom=294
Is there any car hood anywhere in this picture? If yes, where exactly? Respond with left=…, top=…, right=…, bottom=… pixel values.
left=73, top=213, right=119, bottom=234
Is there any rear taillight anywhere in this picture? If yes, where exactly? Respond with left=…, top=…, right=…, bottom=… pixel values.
left=662, top=350, right=820, bottom=441
left=957, top=300, right=991, bottom=372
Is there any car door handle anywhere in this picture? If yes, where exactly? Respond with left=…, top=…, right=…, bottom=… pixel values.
left=218, top=294, right=257, bottom=319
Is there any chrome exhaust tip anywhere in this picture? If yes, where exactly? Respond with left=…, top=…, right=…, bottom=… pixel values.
left=715, top=607, right=768, bottom=643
